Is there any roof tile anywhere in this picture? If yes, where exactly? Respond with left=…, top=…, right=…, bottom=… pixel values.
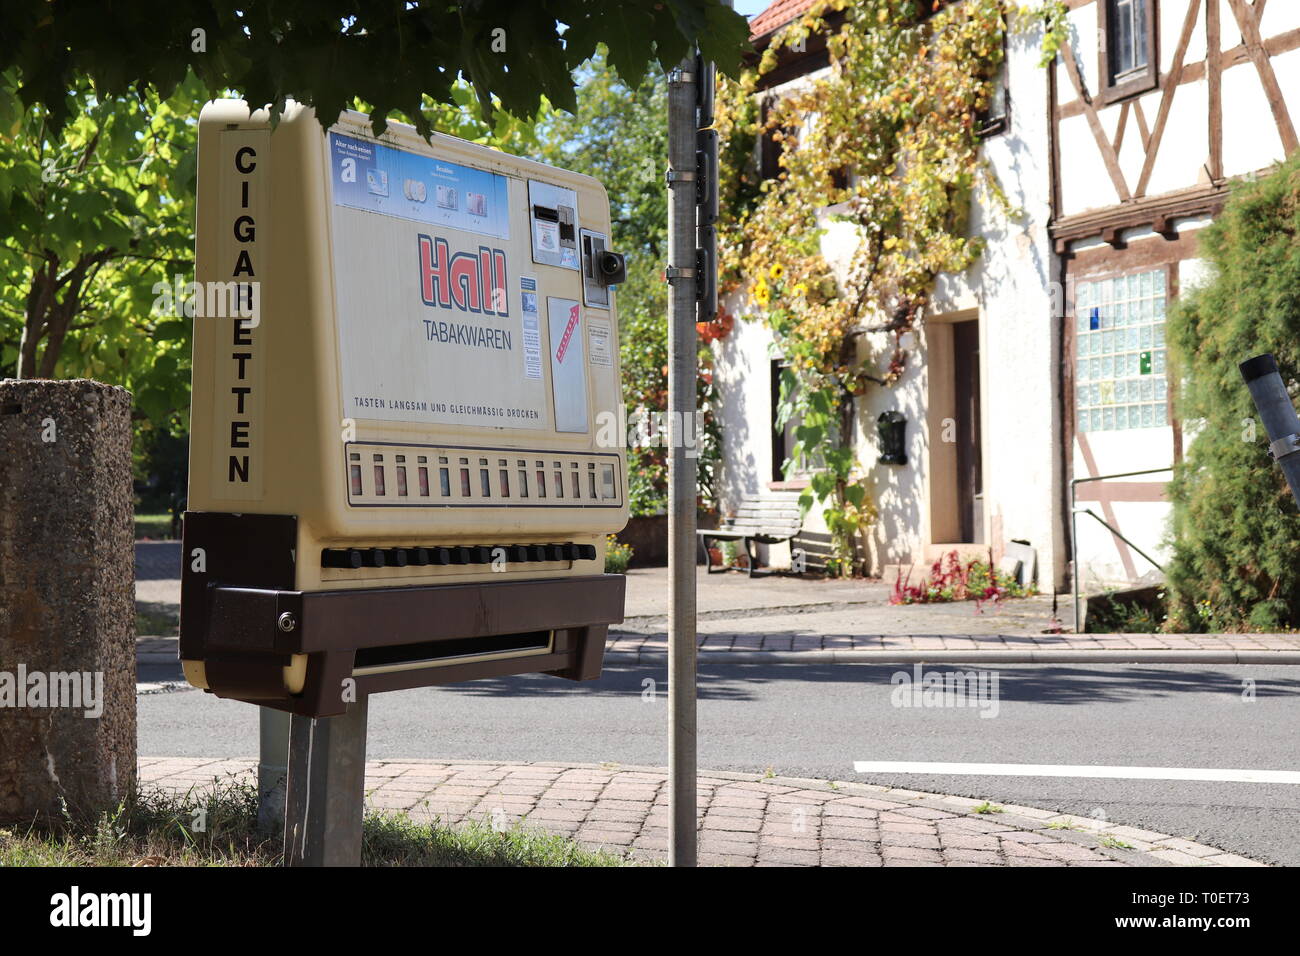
left=749, top=0, right=821, bottom=41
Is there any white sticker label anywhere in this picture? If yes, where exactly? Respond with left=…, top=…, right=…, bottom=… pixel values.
left=534, top=219, right=559, bottom=254
left=587, top=321, right=613, bottom=367
left=520, top=276, right=542, bottom=380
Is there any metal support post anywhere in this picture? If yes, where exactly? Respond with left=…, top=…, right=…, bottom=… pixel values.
left=283, top=697, right=369, bottom=867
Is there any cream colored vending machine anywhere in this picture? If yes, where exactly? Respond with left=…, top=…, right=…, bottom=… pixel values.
left=182, top=101, right=628, bottom=716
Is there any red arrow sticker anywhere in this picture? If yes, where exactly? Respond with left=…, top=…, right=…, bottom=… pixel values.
left=555, top=302, right=580, bottom=363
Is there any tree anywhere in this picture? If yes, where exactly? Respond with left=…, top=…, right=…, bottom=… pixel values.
left=0, top=71, right=200, bottom=430
left=1, top=1, right=750, bottom=138
left=0, top=75, right=544, bottom=436
left=1, top=1, right=751, bottom=426
left=1165, top=153, right=1300, bottom=632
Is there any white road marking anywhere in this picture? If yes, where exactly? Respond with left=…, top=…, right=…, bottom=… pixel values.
left=852, top=762, right=1300, bottom=784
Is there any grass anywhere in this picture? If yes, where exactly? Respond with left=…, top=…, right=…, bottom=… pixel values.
left=136, top=600, right=179, bottom=637
left=971, top=801, right=1003, bottom=815
left=134, top=513, right=177, bottom=540
left=0, top=778, right=639, bottom=867
left=1100, top=836, right=1134, bottom=850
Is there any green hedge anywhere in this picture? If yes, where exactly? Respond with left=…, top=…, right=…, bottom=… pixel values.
left=1165, top=154, right=1300, bottom=631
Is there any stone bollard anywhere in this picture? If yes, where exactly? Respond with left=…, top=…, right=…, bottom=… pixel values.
left=0, top=379, right=136, bottom=825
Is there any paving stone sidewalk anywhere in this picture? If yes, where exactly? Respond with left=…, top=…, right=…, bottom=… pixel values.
left=140, top=757, right=1264, bottom=867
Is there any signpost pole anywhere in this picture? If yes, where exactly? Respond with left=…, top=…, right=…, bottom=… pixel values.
left=666, top=56, right=700, bottom=867
left=257, top=707, right=290, bottom=833
left=283, top=698, right=369, bottom=867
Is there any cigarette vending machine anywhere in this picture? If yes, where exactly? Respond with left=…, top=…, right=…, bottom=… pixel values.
left=182, top=100, right=629, bottom=717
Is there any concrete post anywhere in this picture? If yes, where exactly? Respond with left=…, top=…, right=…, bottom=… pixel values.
left=0, top=379, right=136, bottom=825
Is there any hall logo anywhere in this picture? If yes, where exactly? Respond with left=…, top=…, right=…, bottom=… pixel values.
left=417, top=234, right=508, bottom=316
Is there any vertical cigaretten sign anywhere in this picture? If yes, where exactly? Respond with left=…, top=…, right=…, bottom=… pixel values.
left=212, top=129, right=268, bottom=498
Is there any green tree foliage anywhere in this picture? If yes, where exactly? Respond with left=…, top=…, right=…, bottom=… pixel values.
left=1, top=0, right=750, bottom=139
left=536, top=52, right=720, bottom=514
left=0, top=71, right=201, bottom=430
left=1166, top=153, right=1300, bottom=632
left=0, top=71, right=544, bottom=432
left=1, top=2, right=750, bottom=463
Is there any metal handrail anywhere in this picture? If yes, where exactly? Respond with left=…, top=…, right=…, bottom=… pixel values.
left=1070, top=465, right=1172, bottom=631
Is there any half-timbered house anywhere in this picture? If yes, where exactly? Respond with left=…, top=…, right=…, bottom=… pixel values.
left=713, top=0, right=1300, bottom=597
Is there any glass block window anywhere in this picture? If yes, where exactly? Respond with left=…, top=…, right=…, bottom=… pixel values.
left=1075, top=270, right=1168, bottom=432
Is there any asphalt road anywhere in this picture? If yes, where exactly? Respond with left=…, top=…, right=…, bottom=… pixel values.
left=139, top=658, right=1300, bottom=865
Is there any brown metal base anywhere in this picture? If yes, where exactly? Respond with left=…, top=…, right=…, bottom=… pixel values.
left=181, top=512, right=625, bottom=717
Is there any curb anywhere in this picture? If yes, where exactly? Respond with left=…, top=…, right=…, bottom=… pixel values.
left=603, top=648, right=1300, bottom=665
left=139, top=646, right=1300, bottom=667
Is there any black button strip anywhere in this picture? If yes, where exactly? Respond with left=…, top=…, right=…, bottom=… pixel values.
left=321, top=543, right=597, bottom=569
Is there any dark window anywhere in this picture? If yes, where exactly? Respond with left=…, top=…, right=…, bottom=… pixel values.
left=1100, top=0, right=1158, bottom=103
left=976, top=54, right=1010, bottom=138
left=770, top=359, right=802, bottom=483
left=759, top=97, right=793, bottom=182
left=1112, top=0, right=1149, bottom=77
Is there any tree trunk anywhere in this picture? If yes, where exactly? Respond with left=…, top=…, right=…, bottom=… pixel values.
left=16, top=250, right=110, bottom=379
left=17, top=256, right=59, bottom=379
left=16, top=324, right=40, bottom=379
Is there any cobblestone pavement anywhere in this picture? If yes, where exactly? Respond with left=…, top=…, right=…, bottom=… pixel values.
left=140, top=758, right=1266, bottom=867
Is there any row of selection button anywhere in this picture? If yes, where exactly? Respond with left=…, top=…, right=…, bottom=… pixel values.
left=320, top=543, right=598, bottom=570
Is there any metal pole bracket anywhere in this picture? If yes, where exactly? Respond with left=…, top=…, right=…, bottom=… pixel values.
left=1269, top=433, right=1300, bottom=460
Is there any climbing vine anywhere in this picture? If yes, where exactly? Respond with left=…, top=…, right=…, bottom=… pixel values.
left=714, top=0, right=1066, bottom=576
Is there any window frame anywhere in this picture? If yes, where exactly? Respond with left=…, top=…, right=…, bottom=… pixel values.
left=1070, top=263, right=1174, bottom=436
left=1098, top=0, right=1159, bottom=105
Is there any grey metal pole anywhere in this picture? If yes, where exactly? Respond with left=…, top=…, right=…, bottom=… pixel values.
left=283, top=698, right=369, bottom=867
left=257, top=706, right=290, bottom=833
left=1240, top=354, right=1300, bottom=506
left=1071, top=481, right=1079, bottom=632
left=666, top=56, right=699, bottom=867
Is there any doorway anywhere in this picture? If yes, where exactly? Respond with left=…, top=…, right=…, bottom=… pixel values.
left=953, top=319, right=983, bottom=544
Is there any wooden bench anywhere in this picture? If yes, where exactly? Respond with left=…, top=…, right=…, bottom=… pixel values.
left=697, top=495, right=804, bottom=577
